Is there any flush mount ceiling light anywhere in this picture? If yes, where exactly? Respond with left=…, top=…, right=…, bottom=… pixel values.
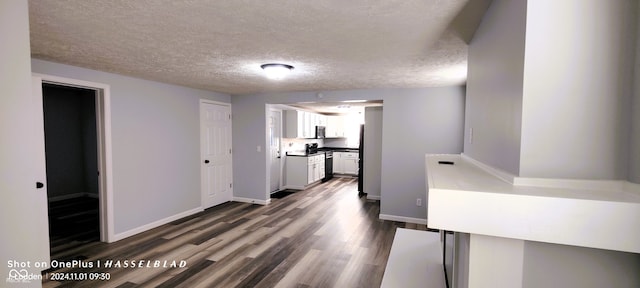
left=260, top=63, right=294, bottom=80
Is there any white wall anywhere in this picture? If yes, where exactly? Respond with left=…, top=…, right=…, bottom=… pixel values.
left=517, top=1, right=640, bottom=285
left=466, top=0, right=636, bottom=181
left=363, top=106, right=383, bottom=199
left=233, top=87, right=465, bottom=221
left=463, top=0, right=527, bottom=176
left=0, top=1, right=47, bottom=284
left=464, top=0, right=640, bottom=287
left=520, top=0, right=634, bottom=179
left=32, top=59, right=230, bottom=236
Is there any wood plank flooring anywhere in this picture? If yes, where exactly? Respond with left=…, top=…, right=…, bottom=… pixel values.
left=43, top=177, right=431, bottom=288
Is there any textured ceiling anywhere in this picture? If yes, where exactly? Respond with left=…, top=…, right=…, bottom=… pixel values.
left=29, top=0, right=491, bottom=95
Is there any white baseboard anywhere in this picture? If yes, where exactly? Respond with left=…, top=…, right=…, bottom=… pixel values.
left=367, top=195, right=381, bottom=200
left=379, top=214, right=427, bottom=225
left=111, top=207, right=203, bottom=242
left=233, top=197, right=271, bottom=205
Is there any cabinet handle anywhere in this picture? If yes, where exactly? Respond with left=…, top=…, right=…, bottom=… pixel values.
left=204, top=160, right=210, bottom=164
left=36, top=182, right=44, bottom=189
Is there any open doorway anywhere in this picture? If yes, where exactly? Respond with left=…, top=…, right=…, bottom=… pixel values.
left=42, top=83, right=101, bottom=255
left=268, top=108, right=283, bottom=195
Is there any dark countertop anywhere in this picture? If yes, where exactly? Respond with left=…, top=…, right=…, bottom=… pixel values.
left=286, top=147, right=359, bottom=157
left=285, top=151, right=326, bottom=157
left=318, top=147, right=360, bottom=153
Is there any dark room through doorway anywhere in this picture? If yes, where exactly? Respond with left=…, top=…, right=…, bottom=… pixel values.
left=42, top=83, right=100, bottom=257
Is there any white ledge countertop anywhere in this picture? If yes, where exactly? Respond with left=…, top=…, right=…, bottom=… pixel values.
left=426, top=154, right=640, bottom=254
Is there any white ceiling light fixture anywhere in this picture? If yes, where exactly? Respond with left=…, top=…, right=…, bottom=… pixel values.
left=260, top=63, right=294, bottom=80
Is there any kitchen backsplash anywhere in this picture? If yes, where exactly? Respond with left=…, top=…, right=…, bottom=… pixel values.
left=282, top=137, right=356, bottom=154
left=282, top=138, right=324, bottom=154
left=323, top=138, right=352, bottom=148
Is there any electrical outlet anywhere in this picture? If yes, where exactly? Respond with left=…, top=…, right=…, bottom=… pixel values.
left=416, top=198, right=422, bottom=207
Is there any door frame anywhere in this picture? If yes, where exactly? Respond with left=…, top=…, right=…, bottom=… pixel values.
left=199, top=99, right=233, bottom=208
left=265, top=106, right=283, bottom=200
left=33, top=73, right=115, bottom=243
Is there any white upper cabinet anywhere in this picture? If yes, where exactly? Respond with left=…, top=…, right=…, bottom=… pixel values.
left=285, top=110, right=313, bottom=138
left=285, top=110, right=331, bottom=138
left=304, top=112, right=314, bottom=138
left=326, top=115, right=346, bottom=138
left=316, top=114, right=327, bottom=127
left=285, top=107, right=362, bottom=139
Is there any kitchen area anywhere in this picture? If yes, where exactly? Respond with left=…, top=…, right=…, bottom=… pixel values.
left=276, top=101, right=381, bottom=194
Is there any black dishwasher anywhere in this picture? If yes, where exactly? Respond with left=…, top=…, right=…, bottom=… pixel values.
left=322, top=151, right=333, bottom=182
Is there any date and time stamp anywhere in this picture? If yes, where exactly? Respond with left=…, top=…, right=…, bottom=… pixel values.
left=46, top=272, right=111, bottom=281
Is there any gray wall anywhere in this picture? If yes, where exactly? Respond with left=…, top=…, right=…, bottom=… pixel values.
left=363, top=106, right=383, bottom=198
left=463, top=0, right=526, bottom=176
left=0, top=0, right=47, bottom=280
left=630, top=1, right=640, bottom=183
left=32, top=59, right=230, bottom=235
left=519, top=0, right=634, bottom=179
left=522, top=241, right=640, bottom=288
left=379, top=88, right=465, bottom=219
left=231, top=93, right=271, bottom=200
left=232, top=87, right=465, bottom=220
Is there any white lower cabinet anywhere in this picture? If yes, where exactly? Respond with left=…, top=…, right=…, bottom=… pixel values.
left=307, top=164, right=314, bottom=185
left=286, top=154, right=325, bottom=189
left=311, top=154, right=325, bottom=182
left=342, top=152, right=358, bottom=175
left=333, top=153, right=342, bottom=173
left=317, top=156, right=325, bottom=180
left=333, top=151, right=359, bottom=175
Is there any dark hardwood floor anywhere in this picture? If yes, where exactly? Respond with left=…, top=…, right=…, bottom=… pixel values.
left=43, top=177, right=430, bottom=288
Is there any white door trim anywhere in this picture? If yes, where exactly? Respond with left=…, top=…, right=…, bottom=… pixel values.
left=31, top=76, right=51, bottom=267
left=266, top=106, right=283, bottom=200
left=200, top=99, right=233, bottom=208
left=33, top=73, right=115, bottom=243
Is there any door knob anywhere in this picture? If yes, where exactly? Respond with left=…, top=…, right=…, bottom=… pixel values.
left=204, top=160, right=210, bottom=164
left=36, top=182, right=44, bottom=189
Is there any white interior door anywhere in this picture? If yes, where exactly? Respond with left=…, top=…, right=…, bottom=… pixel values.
left=32, top=76, right=52, bottom=268
left=269, top=110, right=282, bottom=192
left=201, top=101, right=233, bottom=209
